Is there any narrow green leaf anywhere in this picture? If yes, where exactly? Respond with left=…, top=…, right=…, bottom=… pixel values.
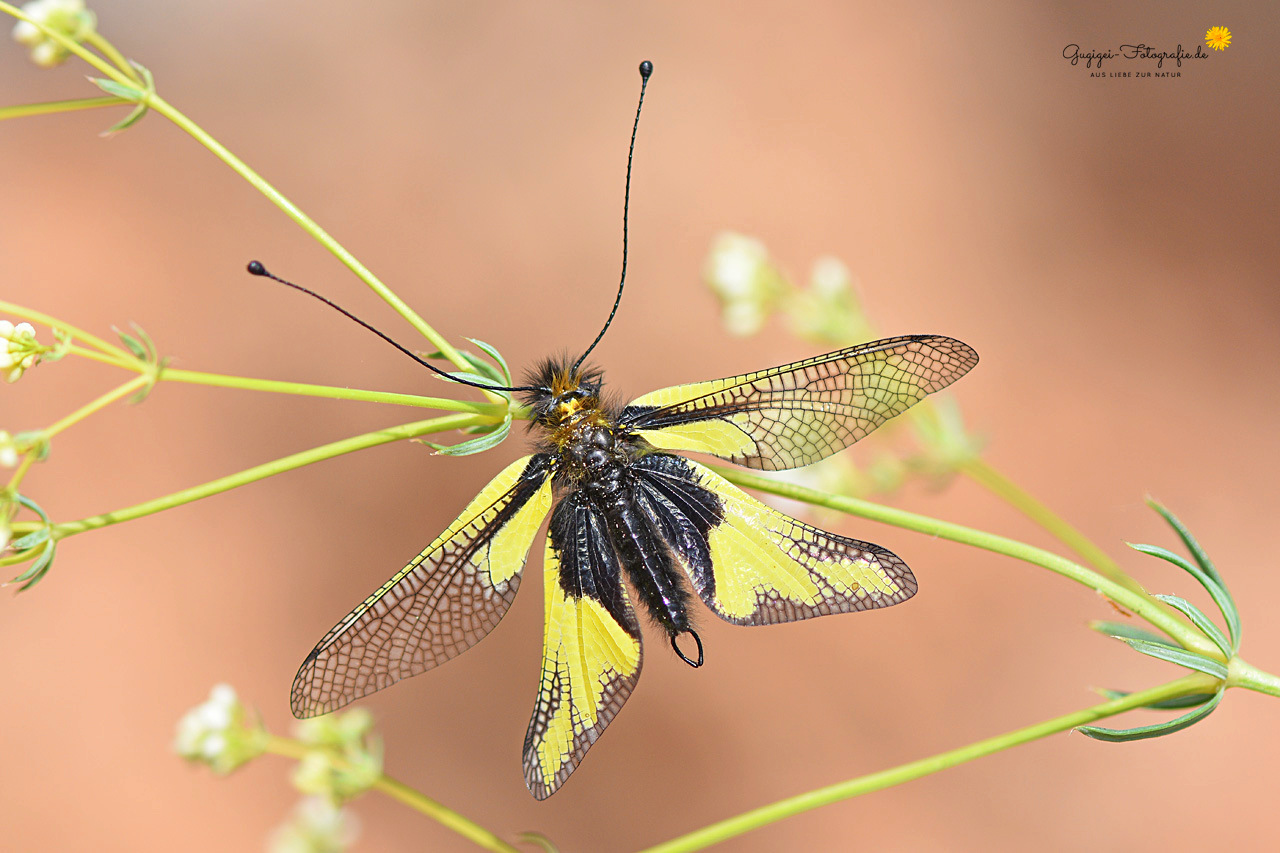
left=466, top=338, right=513, bottom=386
left=1153, top=594, right=1232, bottom=659
left=1146, top=498, right=1223, bottom=586
left=101, top=64, right=155, bottom=135
left=424, top=419, right=511, bottom=456
left=1095, top=689, right=1219, bottom=710
left=14, top=494, right=51, bottom=524
left=8, top=528, right=51, bottom=551
left=1076, top=689, right=1224, bottom=742
left=1145, top=498, right=1239, bottom=648
left=1088, top=621, right=1176, bottom=647
left=90, top=78, right=143, bottom=102
left=1128, top=542, right=1240, bottom=652
left=10, top=541, right=56, bottom=591
left=1123, top=638, right=1229, bottom=680
left=114, top=326, right=147, bottom=360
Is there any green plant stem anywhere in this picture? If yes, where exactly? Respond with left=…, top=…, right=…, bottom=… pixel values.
left=42, top=375, right=150, bottom=439
left=140, top=92, right=482, bottom=384
left=52, top=413, right=487, bottom=539
left=959, top=457, right=1137, bottom=592
left=0, top=300, right=132, bottom=361
left=638, top=673, right=1217, bottom=853
left=149, top=366, right=510, bottom=416
left=262, top=736, right=519, bottom=853
left=66, top=344, right=133, bottom=368
left=84, top=31, right=137, bottom=81
left=1230, top=659, right=1280, bottom=698
left=712, top=467, right=1220, bottom=659
left=0, top=95, right=126, bottom=121
left=4, top=453, right=37, bottom=493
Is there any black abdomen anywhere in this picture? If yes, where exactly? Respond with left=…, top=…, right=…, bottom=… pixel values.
left=600, top=484, right=692, bottom=638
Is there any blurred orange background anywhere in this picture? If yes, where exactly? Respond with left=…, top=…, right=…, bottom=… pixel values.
left=2, top=2, right=1277, bottom=851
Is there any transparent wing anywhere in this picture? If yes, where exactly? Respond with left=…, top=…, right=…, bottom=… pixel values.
left=632, top=454, right=916, bottom=625
left=523, top=492, right=643, bottom=799
left=621, top=334, right=978, bottom=471
left=292, top=454, right=554, bottom=717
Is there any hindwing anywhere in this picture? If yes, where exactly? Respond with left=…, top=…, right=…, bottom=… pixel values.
left=523, top=492, right=643, bottom=799
left=292, top=454, right=554, bottom=717
left=631, top=453, right=916, bottom=625
left=621, top=334, right=978, bottom=470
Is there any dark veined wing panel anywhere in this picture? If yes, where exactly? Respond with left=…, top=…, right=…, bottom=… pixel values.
left=292, top=454, right=554, bottom=717
left=620, top=335, right=977, bottom=471
left=523, top=492, right=643, bottom=799
left=632, top=453, right=916, bottom=625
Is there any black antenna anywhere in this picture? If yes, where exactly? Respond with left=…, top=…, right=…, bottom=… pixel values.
left=246, top=261, right=545, bottom=394
left=571, top=59, right=653, bottom=375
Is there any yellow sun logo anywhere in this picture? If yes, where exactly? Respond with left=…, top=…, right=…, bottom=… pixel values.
left=1205, top=26, right=1232, bottom=51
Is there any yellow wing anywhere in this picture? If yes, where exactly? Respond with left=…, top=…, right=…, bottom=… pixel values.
left=621, top=334, right=978, bottom=471
left=634, top=455, right=917, bottom=625
left=292, top=454, right=554, bottom=717
left=523, top=492, right=643, bottom=799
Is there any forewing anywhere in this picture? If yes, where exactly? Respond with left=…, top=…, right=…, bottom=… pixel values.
left=632, top=453, right=916, bottom=625
left=621, top=334, right=978, bottom=470
left=523, top=492, right=643, bottom=799
left=292, top=454, right=554, bottom=717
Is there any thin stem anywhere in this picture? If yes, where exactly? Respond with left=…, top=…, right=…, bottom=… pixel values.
left=51, top=414, right=487, bottom=539
left=42, top=375, right=149, bottom=439
left=0, top=300, right=132, bottom=361
left=140, top=92, right=483, bottom=388
left=83, top=31, right=137, bottom=82
left=372, top=775, right=519, bottom=853
left=712, top=467, right=1220, bottom=659
left=157, top=368, right=511, bottom=416
left=65, top=344, right=134, bottom=369
left=0, top=95, right=125, bottom=121
left=4, top=453, right=37, bottom=492
left=1230, top=659, right=1280, bottom=698
left=959, top=457, right=1136, bottom=591
left=638, top=673, right=1217, bottom=853
left=262, top=736, right=519, bottom=853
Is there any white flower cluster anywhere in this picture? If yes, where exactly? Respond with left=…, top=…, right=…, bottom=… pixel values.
left=174, top=683, right=264, bottom=773
left=11, top=0, right=96, bottom=68
left=703, top=232, right=784, bottom=336
left=0, top=321, right=41, bottom=383
left=0, top=431, right=18, bottom=469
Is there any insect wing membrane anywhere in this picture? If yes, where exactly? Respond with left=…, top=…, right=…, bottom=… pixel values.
left=523, top=492, right=643, bottom=799
left=292, top=454, right=554, bottom=717
left=620, top=334, right=978, bottom=471
left=633, top=454, right=916, bottom=625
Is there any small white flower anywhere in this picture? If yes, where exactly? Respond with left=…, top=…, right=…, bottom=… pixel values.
left=810, top=256, right=851, bottom=298
left=11, top=0, right=96, bottom=68
left=705, top=232, right=770, bottom=301
left=1, top=320, right=43, bottom=383
left=0, top=432, right=18, bottom=469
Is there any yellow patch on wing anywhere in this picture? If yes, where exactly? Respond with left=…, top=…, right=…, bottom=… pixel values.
left=621, top=335, right=979, bottom=471
left=523, top=539, right=642, bottom=799
left=687, top=460, right=917, bottom=625
left=292, top=454, right=553, bottom=717
left=633, top=417, right=756, bottom=459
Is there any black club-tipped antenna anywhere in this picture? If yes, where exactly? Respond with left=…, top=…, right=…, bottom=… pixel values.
left=570, top=59, right=653, bottom=375
left=245, top=261, right=546, bottom=394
